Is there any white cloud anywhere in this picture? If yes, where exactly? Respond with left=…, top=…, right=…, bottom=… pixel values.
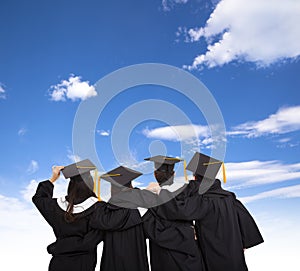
left=67, top=152, right=81, bottom=163
left=18, top=128, right=27, bottom=136
left=0, top=84, right=6, bottom=99
left=0, top=178, right=71, bottom=271
left=21, top=178, right=69, bottom=203
left=229, top=105, right=300, bottom=138
left=142, top=124, right=226, bottom=151
left=223, top=160, right=300, bottom=189
left=49, top=75, right=97, bottom=102
left=27, top=160, right=39, bottom=174
left=240, top=184, right=300, bottom=204
left=184, top=0, right=300, bottom=69
left=97, top=130, right=110, bottom=136
left=162, top=0, right=189, bottom=11
left=143, top=124, right=210, bottom=141
left=244, top=211, right=300, bottom=271
left=0, top=193, right=52, bottom=270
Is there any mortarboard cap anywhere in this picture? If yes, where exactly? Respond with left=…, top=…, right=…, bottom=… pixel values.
left=144, top=155, right=182, bottom=173
left=100, top=166, right=142, bottom=187
left=186, top=152, right=226, bottom=182
left=61, top=159, right=96, bottom=179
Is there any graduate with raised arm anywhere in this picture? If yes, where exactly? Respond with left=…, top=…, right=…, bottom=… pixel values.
left=153, top=152, right=264, bottom=271
left=110, top=155, right=205, bottom=271
left=49, top=165, right=149, bottom=271
left=33, top=160, right=141, bottom=271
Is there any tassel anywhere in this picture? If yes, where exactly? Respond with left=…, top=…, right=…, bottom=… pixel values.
left=222, top=162, right=226, bottom=183
left=97, top=176, right=101, bottom=201
left=93, top=169, right=97, bottom=194
left=184, top=160, right=188, bottom=182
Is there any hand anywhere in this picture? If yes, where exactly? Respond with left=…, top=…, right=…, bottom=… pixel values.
left=146, top=182, right=160, bottom=194
left=49, top=165, right=64, bottom=183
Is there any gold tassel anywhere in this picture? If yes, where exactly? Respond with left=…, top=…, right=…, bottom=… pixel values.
left=97, top=177, right=101, bottom=201
left=184, top=160, right=188, bottom=182
left=202, top=161, right=227, bottom=183
left=93, top=169, right=97, bottom=194
left=222, top=162, right=226, bottom=183
left=100, top=173, right=121, bottom=177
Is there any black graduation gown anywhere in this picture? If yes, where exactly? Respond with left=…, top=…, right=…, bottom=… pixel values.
left=111, top=187, right=205, bottom=271
left=99, top=202, right=149, bottom=271
left=33, top=180, right=142, bottom=271
left=48, top=203, right=149, bottom=271
left=155, top=179, right=264, bottom=271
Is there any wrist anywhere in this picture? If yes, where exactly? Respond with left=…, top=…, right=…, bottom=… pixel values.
left=49, top=177, right=57, bottom=183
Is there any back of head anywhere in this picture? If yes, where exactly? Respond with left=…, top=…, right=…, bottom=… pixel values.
left=154, top=170, right=175, bottom=186
left=65, top=172, right=96, bottom=222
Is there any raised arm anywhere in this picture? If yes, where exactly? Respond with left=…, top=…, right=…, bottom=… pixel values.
left=32, top=166, right=64, bottom=225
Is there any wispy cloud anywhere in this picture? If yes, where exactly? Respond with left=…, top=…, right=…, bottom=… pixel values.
left=143, top=124, right=209, bottom=141
left=224, top=160, right=300, bottom=189
left=182, top=0, right=300, bottom=69
left=97, top=130, right=110, bottom=137
left=49, top=75, right=97, bottom=102
left=228, top=106, right=300, bottom=138
left=27, top=160, right=39, bottom=174
left=162, top=0, right=189, bottom=11
left=21, top=178, right=68, bottom=203
left=240, top=184, right=300, bottom=204
left=67, top=152, right=81, bottom=163
left=18, top=128, right=27, bottom=136
left=0, top=84, right=6, bottom=99
left=143, top=124, right=225, bottom=150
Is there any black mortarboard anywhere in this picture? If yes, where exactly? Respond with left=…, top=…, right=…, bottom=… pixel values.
left=186, top=152, right=226, bottom=182
left=61, top=159, right=96, bottom=179
left=100, top=166, right=142, bottom=187
left=144, top=155, right=182, bottom=173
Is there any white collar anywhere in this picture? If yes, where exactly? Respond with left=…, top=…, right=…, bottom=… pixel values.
left=160, top=182, right=186, bottom=192
left=57, top=196, right=98, bottom=214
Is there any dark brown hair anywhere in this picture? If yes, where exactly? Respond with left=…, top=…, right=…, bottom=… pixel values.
left=64, top=173, right=96, bottom=223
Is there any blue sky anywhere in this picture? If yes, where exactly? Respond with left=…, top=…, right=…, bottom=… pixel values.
left=0, top=0, right=300, bottom=270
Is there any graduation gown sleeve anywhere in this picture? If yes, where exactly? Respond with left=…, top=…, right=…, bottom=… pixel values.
left=47, top=229, right=104, bottom=256
left=109, top=188, right=159, bottom=209
left=155, top=189, right=210, bottom=221
left=142, top=209, right=198, bottom=256
left=234, top=199, right=264, bottom=248
left=32, top=180, right=57, bottom=226
left=89, top=202, right=142, bottom=230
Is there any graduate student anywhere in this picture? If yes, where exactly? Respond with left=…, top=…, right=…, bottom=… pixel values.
left=48, top=165, right=149, bottom=271
left=153, top=152, right=264, bottom=271
left=97, top=166, right=149, bottom=271
left=111, top=155, right=205, bottom=271
left=32, top=160, right=141, bottom=271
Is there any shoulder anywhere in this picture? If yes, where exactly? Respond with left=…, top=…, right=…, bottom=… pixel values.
left=57, top=196, right=100, bottom=213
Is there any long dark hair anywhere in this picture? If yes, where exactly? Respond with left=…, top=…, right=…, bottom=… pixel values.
left=65, top=173, right=96, bottom=223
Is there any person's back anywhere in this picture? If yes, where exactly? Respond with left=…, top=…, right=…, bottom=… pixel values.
left=33, top=162, right=142, bottom=271
left=154, top=152, right=264, bottom=271
left=111, top=156, right=205, bottom=271
left=196, top=180, right=248, bottom=270
left=91, top=166, right=149, bottom=271
left=100, top=204, right=149, bottom=271
left=32, top=165, right=101, bottom=271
